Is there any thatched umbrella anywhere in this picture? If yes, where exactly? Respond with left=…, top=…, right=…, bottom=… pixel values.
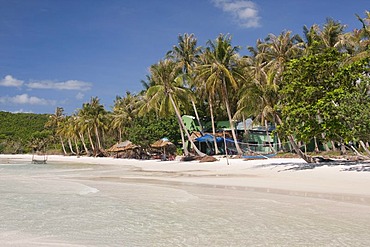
left=151, top=138, right=175, bottom=160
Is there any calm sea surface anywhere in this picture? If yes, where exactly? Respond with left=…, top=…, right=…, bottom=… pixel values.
left=0, top=159, right=370, bottom=246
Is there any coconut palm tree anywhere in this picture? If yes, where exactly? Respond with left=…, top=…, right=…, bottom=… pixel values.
left=167, top=33, right=204, bottom=131
left=45, top=107, right=67, bottom=155
left=144, top=59, right=205, bottom=157
left=303, top=18, right=346, bottom=54
left=111, top=92, right=139, bottom=143
left=338, top=11, right=370, bottom=62
left=78, top=97, right=107, bottom=155
left=258, top=31, right=303, bottom=84
left=198, top=34, right=244, bottom=155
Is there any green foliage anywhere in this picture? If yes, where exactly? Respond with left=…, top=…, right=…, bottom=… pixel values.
left=280, top=48, right=370, bottom=144
left=0, top=111, right=49, bottom=153
left=125, top=114, right=181, bottom=148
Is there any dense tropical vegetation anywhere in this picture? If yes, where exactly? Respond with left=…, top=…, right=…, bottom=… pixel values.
left=0, top=111, right=50, bottom=153
left=1, top=11, right=370, bottom=162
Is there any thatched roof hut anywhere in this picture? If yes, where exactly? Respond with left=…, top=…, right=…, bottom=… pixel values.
left=107, top=140, right=140, bottom=152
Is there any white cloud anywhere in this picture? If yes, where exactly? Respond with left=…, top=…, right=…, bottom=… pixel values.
left=11, top=109, right=34, bottom=113
left=75, top=92, right=84, bottom=100
left=27, top=80, right=92, bottom=91
left=212, top=0, right=261, bottom=28
left=0, top=75, right=24, bottom=87
left=0, top=94, right=56, bottom=105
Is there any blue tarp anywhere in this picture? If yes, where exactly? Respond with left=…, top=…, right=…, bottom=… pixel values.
left=195, top=134, right=223, bottom=143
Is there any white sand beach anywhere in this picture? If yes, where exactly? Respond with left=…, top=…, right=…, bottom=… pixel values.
left=1, top=154, right=370, bottom=246
left=2, top=154, right=370, bottom=205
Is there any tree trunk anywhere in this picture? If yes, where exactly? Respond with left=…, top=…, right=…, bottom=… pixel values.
left=265, top=120, right=276, bottom=153
left=191, top=100, right=203, bottom=132
left=349, top=142, right=369, bottom=159
left=222, top=79, right=243, bottom=155
left=209, top=97, right=219, bottom=154
left=314, top=136, right=319, bottom=153
left=59, top=135, right=67, bottom=155
left=177, top=118, right=189, bottom=156
left=277, top=134, right=282, bottom=152
left=68, top=138, right=76, bottom=155
left=359, top=140, right=370, bottom=157
left=118, top=128, right=122, bottom=143
left=169, top=94, right=205, bottom=157
left=87, top=128, right=95, bottom=152
left=79, top=132, right=89, bottom=154
left=74, top=138, right=80, bottom=156
left=331, top=141, right=337, bottom=151
left=276, top=114, right=313, bottom=163
left=320, top=133, right=330, bottom=151
left=94, top=125, right=102, bottom=150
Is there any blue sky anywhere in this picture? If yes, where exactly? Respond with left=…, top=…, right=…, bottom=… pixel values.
left=0, top=0, right=368, bottom=114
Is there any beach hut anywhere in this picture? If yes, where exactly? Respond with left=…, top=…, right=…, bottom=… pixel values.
left=107, top=140, right=140, bottom=158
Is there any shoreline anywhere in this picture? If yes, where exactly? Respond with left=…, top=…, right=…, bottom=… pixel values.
left=1, top=154, right=370, bottom=206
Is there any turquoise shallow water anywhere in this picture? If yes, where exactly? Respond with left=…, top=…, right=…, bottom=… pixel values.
left=1, top=160, right=370, bottom=246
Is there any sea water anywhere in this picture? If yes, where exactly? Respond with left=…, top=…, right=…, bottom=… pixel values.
left=0, top=160, right=370, bottom=246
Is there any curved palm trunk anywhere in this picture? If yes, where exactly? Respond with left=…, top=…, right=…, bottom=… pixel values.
left=68, top=138, right=76, bottom=154
left=360, top=140, right=370, bottom=156
left=59, top=135, right=67, bottom=155
left=191, top=100, right=203, bottom=132
left=87, top=128, right=95, bottom=152
left=169, top=94, right=205, bottom=157
left=177, top=119, right=189, bottom=156
left=222, top=79, right=243, bottom=155
left=74, top=138, right=80, bottom=156
left=209, top=97, right=219, bottom=154
left=79, top=132, right=89, bottom=154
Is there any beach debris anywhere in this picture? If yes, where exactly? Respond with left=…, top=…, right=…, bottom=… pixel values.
left=199, top=156, right=218, bottom=163
left=181, top=155, right=196, bottom=162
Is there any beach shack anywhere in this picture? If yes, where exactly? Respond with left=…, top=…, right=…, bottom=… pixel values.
left=237, top=119, right=277, bottom=153
left=181, top=115, right=277, bottom=155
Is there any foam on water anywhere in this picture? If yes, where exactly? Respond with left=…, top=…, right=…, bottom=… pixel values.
left=78, top=186, right=100, bottom=195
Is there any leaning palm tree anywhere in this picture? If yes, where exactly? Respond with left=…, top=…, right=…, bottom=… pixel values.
left=78, top=97, right=107, bottom=155
left=198, top=34, right=244, bottom=155
left=45, top=107, right=67, bottom=155
left=167, top=33, right=204, bottom=131
left=142, top=59, right=205, bottom=157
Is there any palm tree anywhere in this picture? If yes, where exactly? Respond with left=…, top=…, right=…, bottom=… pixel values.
left=199, top=34, right=244, bottom=155
left=338, top=11, right=370, bottom=62
left=78, top=97, right=107, bottom=155
left=45, top=107, right=67, bottom=155
left=72, top=114, right=90, bottom=155
left=144, top=59, right=205, bottom=157
left=167, top=33, right=204, bottom=131
left=258, top=31, right=303, bottom=83
left=303, top=18, right=346, bottom=54
left=111, top=92, right=139, bottom=143
left=195, top=51, right=221, bottom=154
